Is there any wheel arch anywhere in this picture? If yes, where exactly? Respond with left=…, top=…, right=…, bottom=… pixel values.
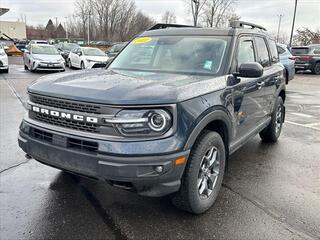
left=183, top=109, right=233, bottom=167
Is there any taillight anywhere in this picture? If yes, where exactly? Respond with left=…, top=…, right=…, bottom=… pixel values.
left=300, top=55, right=312, bottom=61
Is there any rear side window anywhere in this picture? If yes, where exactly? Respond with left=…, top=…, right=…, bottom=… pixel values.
left=255, top=37, right=270, bottom=67
left=237, top=38, right=256, bottom=68
left=277, top=46, right=286, bottom=54
left=291, top=47, right=309, bottom=55
left=269, top=40, right=279, bottom=63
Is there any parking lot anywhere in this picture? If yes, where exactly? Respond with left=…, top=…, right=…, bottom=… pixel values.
left=1, top=56, right=319, bottom=240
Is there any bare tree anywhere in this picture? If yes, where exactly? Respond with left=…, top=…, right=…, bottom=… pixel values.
left=202, top=0, right=238, bottom=27
left=74, top=0, right=92, bottom=39
left=188, top=0, right=207, bottom=27
left=293, top=27, right=320, bottom=45
left=161, top=11, right=176, bottom=24
left=69, top=0, right=154, bottom=42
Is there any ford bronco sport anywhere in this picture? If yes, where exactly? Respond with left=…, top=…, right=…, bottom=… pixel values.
left=19, top=21, right=286, bottom=214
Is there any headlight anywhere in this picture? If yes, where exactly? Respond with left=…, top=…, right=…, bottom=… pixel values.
left=104, top=109, right=172, bottom=137
left=33, top=57, right=42, bottom=61
left=86, top=59, right=95, bottom=62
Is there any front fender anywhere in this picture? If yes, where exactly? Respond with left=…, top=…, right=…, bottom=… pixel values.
left=183, top=107, right=233, bottom=151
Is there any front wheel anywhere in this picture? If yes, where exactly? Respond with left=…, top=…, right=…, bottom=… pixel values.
left=312, top=62, right=320, bottom=75
left=81, top=61, right=85, bottom=70
left=171, top=130, right=226, bottom=214
left=259, top=96, right=284, bottom=142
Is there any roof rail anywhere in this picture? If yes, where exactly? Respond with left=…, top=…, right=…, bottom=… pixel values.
left=147, top=23, right=195, bottom=31
left=229, top=21, right=267, bottom=31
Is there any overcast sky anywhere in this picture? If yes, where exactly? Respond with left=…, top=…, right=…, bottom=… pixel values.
left=1, top=0, right=319, bottom=37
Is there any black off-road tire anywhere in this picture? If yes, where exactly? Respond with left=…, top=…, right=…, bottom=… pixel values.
left=171, top=130, right=226, bottom=214
left=312, top=62, right=320, bottom=75
left=259, top=96, right=284, bottom=142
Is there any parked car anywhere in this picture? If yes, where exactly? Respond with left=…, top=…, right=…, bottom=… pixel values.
left=67, top=47, right=109, bottom=69
left=277, top=43, right=295, bottom=84
left=15, top=40, right=28, bottom=53
left=291, top=44, right=320, bottom=74
left=56, top=42, right=80, bottom=60
left=0, top=44, right=9, bottom=73
left=29, top=40, right=48, bottom=45
left=106, top=42, right=127, bottom=58
left=23, top=44, right=65, bottom=72
left=19, top=21, right=286, bottom=214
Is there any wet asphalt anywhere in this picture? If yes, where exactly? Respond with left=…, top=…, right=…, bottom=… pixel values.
left=0, top=57, right=319, bottom=240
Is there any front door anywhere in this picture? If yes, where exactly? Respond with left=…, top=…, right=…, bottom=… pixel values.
left=232, top=36, right=266, bottom=140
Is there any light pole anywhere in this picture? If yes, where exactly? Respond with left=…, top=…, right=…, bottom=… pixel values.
left=87, top=13, right=90, bottom=45
left=277, top=14, right=283, bottom=42
left=289, top=0, right=298, bottom=47
left=64, top=17, right=68, bottom=40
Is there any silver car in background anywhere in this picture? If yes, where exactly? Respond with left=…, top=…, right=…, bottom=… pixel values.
left=23, top=44, right=65, bottom=72
left=277, top=43, right=295, bottom=84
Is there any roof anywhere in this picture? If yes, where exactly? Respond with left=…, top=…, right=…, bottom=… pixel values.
left=140, top=26, right=268, bottom=37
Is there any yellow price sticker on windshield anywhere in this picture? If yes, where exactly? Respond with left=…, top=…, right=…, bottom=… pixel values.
left=132, top=37, right=152, bottom=44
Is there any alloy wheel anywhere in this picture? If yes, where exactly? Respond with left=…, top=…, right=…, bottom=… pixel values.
left=275, top=105, right=283, bottom=133
left=197, top=146, right=220, bottom=199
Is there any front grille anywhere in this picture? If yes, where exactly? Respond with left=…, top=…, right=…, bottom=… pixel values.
left=30, top=94, right=102, bottom=114
left=32, top=112, right=99, bottom=133
left=29, top=127, right=98, bottom=153
left=92, top=63, right=107, bottom=68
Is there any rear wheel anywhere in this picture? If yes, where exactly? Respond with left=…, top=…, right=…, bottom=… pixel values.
left=259, top=96, right=284, bottom=142
left=312, top=62, right=320, bottom=75
left=24, top=65, right=28, bottom=70
left=171, top=130, right=225, bottom=214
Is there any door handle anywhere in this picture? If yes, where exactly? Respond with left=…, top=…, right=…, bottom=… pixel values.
left=257, top=81, right=265, bottom=89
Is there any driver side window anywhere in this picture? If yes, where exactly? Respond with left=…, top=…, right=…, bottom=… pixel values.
left=237, top=37, right=256, bottom=69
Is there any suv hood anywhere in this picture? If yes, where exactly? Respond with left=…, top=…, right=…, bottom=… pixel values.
left=28, top=69, right=226, bottom=105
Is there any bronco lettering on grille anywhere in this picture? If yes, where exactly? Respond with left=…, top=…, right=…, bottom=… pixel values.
left=31, top=105, right=98, bottom=123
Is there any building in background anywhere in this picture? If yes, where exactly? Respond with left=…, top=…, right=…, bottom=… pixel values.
left=0, top=8, right=27, bottom=40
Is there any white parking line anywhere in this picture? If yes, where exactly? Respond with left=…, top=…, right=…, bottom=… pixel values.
left=286, top=121, right=320, bottom=131
left=290, top=112, right=314, bottom=118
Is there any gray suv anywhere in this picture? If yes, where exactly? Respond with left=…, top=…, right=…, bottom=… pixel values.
left=19, top=21, right=286, bottom=214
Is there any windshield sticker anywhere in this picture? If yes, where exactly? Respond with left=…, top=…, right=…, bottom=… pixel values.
left=132, top=37, right=152, bottom=44
left=203, top=60, right=212, bottom=70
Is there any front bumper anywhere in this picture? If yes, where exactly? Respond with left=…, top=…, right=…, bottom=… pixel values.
left=33, top=61, right=65, bottom=71
left=294, top=63, right=312, bottom=70
left=18, top=120, right=189, bottom=197
left=86, top=61, right=107, bottom=69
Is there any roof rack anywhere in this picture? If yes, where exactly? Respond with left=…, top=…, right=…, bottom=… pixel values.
left=229, top=21, right=267, bottom=31
left=147, top=23, right=195, bottom=31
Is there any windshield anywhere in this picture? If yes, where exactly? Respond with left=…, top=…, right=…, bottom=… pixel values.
left=31, top=45, right=59, bottom=55
left=62, top=43, right=79, bottom=51
left=83, top=48, right=106, bottom=56
left=110, top=36, right=228, bottom=75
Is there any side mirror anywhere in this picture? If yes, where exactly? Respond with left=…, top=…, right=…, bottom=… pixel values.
left=237, top=62, right=264, bottom=78
left=78, top=52, right=82, bottom=56
left=3, top=46, right=9, bottom=50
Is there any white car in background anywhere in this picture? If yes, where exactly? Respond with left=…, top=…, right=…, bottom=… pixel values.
left=67, top=47, right=109, bottom=69
left=0, top=44, right=9, bottom=73
left=23, top=44, right=65, bottom=72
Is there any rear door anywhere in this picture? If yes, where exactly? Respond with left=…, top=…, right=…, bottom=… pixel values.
left=254, top=37, right=283, bottom=115
left=232, top=36, right=266, bottom=139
